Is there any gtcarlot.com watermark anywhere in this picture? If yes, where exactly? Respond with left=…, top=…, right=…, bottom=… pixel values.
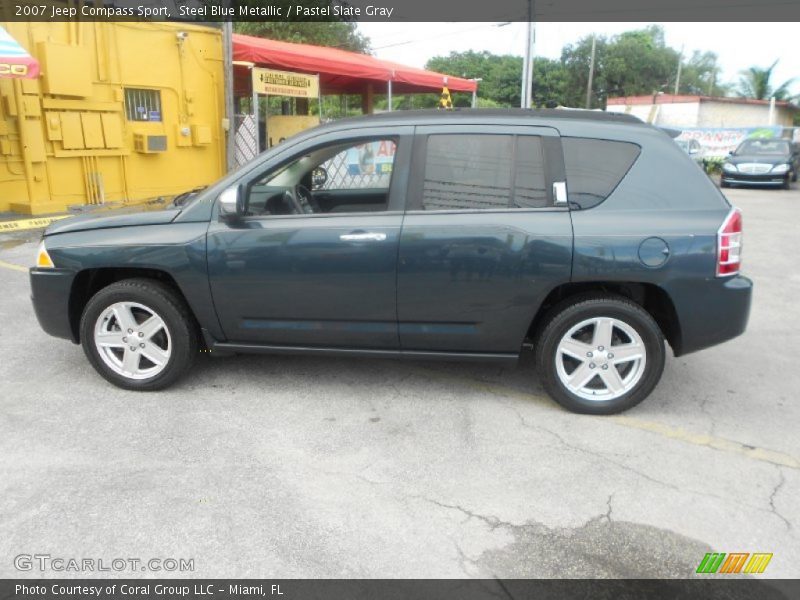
left=14, top=554, right=194, bottom=573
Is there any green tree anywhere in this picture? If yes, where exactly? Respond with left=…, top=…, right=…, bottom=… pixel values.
left=425, top=50, right=566, bottom=108
left=562, top=26, right=680, bottom=108
left=737, top=60, right=795, bottom=100
left=677, top=50, right=730, bottom=96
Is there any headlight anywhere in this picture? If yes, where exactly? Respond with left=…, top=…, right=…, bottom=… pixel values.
left=722, top=162, right=738, bottom=173
left=771, top=163, right=790, bottom=174
left=35, top=240, right=55, bottom=268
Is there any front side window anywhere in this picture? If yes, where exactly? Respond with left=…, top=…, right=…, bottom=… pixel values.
left=420, top=134, right=548, bottom=211
left=124, top=88, right=162, bottom=122
left=245, top=138, right=397, bottom=216
left=314, top=140, right=396, bottom=191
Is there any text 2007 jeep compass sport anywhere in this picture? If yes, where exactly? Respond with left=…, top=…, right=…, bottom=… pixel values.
left=30, top=110, right=752, bottom=414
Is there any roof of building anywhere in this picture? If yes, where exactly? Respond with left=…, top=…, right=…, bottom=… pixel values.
left=607, top=94, right=798, bottom=109
left=232, top=34, right=477, bottom=95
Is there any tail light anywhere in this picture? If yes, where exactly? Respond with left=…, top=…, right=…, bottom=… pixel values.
left=717, top=208, right=742, bottom=277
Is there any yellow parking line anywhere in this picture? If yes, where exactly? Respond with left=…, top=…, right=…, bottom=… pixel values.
left=0, top=258, right=27, bottom=273
left=413, top=365, right=800, bottom=470
left=0, top=215, right=68, bottom=232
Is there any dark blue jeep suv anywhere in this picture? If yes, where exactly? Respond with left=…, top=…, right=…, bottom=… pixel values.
left=30, top=110, right=752, bottom=414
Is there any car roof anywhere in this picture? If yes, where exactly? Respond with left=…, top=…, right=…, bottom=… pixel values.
left=320, top=108, right=645, bottom=131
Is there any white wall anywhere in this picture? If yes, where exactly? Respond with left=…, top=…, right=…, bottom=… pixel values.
left=607, top=100, right=794, bottom=128
left=606, top=102, right=700, bottom=127
left=697, top=102, right=794, bottom=127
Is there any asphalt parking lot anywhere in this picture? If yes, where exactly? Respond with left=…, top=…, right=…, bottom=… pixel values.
left=0, top=185, right=798, bottom=580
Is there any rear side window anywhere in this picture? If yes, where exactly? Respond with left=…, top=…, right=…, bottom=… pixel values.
left=562, top=137, right=640, bottom=209
left=420, top=134, right=548, bottom=211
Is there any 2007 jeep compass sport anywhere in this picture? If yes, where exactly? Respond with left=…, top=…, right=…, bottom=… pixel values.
left=30, top=110, right=752, bottom=414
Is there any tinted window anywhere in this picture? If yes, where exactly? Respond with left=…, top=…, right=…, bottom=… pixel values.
left=421, top=134, right=547, bottom=210
left=562, top=137, right=640, bottom=209
left=513, top=136, right=548, bottom=208
left=735, top=139, right=790, bottom=156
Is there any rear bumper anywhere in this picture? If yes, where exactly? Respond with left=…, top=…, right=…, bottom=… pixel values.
left=30, top=267, right=77, bottom=342
left=670, top=275, right=753, bottom=356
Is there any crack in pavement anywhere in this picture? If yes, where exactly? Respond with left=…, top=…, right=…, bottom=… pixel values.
left=408, top=364, right=800, bottom=471
left=505, top=403, right=793, bottom=525
left=768, top=467, right=791, bottom=531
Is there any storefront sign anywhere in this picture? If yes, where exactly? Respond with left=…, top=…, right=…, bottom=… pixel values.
left=252, top=68, right=319, bottom=98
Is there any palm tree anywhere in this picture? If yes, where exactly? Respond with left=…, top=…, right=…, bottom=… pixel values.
left=737, top=60, right=795, bottom=100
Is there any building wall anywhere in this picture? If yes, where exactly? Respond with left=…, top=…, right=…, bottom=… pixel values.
left=606, top=101, right=700, bottom=127
left=607, top=99, right=795, bottom=129
left=0, top=22, right=225, bottom=215
left=696, top=102, right=794, bottom=127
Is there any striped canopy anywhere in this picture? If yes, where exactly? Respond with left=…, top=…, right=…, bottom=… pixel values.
left=0, top=26, right=39, bottom=79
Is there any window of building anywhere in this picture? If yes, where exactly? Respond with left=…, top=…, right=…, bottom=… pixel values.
left=124, top=88, right=163, bottom=122
left=562, top=137, right=641, bottom=209
left=420, top=134, right=548, bottom=211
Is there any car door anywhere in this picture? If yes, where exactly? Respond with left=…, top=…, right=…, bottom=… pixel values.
left=397, top=125, right=573, bottom=354
left=207, top=126, right=413, bottom=349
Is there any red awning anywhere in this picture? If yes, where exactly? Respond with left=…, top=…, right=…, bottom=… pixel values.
left=233, top=34, right=477, bottom=96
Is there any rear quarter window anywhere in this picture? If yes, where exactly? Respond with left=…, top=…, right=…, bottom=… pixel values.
left=563, top=137, right=641, bottom=209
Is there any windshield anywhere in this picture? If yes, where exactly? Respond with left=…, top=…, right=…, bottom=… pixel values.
left=735, top=139, right=790, bottom=156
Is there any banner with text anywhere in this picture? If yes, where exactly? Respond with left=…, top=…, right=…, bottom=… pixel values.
left=252, top=68, right=319, bottom=99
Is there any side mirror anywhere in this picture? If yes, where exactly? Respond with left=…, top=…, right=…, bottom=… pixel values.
left=218, top=185, right=245, bottom=219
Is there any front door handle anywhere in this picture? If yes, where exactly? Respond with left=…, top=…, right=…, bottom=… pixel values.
left=339, top=232, right=387, bottom=242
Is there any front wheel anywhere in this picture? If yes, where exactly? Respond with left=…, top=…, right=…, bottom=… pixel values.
left=80, top=279, right=198, bottom=391
left=535, top=296, right=666, bottom=415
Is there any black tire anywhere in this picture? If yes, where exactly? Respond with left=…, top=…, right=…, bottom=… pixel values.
left=79, top=278, right=198, bottom=391
left=720, top=179, right=730, bottom=188
left=534, top=295, right=666, bottom=415
left=782, top=176, right=791, bottom=190
left=792, top=169, right=798, bottom=183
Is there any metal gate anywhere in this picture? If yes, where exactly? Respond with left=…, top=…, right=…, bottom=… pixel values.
left=234, top=114, right=258, bottom=167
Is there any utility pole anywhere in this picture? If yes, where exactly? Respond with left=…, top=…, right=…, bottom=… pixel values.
left=585, top=34, right=596, bottom=109
left=222, top=21, right=235, bottom=171
left=674, top=44, right=684, bottom=95
left=520, top=1, right=535, bottom=108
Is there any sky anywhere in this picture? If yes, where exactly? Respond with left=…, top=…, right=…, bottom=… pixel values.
left=357, top=22, right=800, bottom=96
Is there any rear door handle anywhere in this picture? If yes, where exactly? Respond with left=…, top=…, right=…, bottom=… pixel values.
left=339, top=232, right=387, bottom=242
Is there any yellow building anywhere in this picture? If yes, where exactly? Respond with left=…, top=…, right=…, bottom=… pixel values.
left=0, top=22, right=226, bottom=215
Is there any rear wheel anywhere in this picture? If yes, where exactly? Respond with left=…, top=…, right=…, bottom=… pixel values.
left=535, top=296, right=666, bottom=414
left=80, top=279, right=198, bottom=390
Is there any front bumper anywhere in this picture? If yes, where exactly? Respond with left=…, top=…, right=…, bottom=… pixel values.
left=669, top=275, right=753, bottom=356
left=721, top=171, right=787, bottom=186
left=30, top=267, right=78, bottom=342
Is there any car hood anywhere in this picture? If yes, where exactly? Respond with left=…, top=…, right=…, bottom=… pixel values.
left=45, top=205, right=181, bottom=236
left=726, top=154, right=790, bottom=166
